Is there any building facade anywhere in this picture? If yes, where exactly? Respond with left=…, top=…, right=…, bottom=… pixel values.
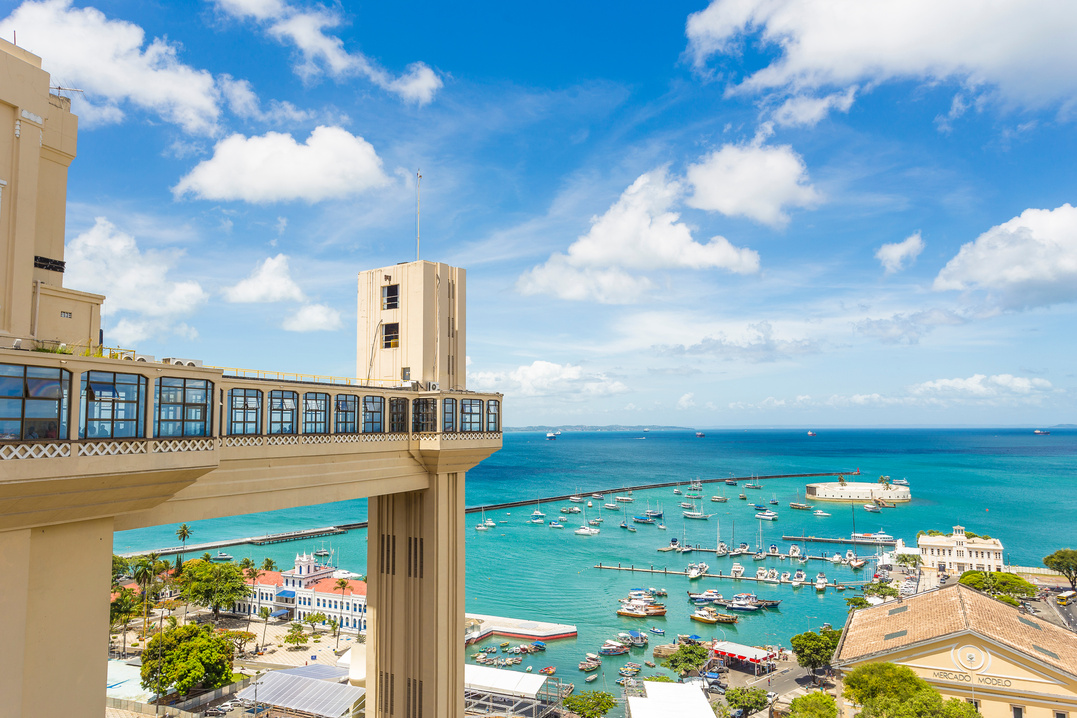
left=918, top=525, right=1005, bottom=574
left=834, top=583, right=1077, bottom=718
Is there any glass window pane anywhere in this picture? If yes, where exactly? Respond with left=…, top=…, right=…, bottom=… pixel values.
left=0, top=398, right=22, bottom=418
left=26, top=366, right=61, bottom=379
left=24, top=400, right=59, bottom=418
left=0, top=364, right=23, bottom=377
left=0, top=376, right=23, bottom=397
left=0, top=419, right=21, bottom=439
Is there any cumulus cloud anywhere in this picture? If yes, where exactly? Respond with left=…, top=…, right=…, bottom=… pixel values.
left=469, top=360, right=628, bottom=399
left=853, top=309, right=965, bottom=345
left=911, top=373, right=1053, bottom=399
left=213, top=0, right=442, bottom=104
left=173, top=126, right=389, bottom=203
left=685, top=141, right=821, bottom=227
left=282, top=303, right=342, bottom=332
left=876, top=232, right=925, bottom=274
left=219, top=75, right=312, bottom=124
left=773, top=88, right=857, bottom=127
left=677, top=393, right=696, bottom=410
left=518, top=169, right=759, bottom=303
left=686, top=0, right=1077, bottom=123
left=659, top=321, right=817, bottom=362
left=934, top=204, right=1077, bottom=308
left=223, top=254, right=305, bottom=303
left=0, top=0, right=219, bottom=132
left=65, top=217, right=207, bottom=343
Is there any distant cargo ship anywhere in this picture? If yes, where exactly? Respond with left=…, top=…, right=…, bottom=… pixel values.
left=807, top=431, right=816, bottom=436
left=1034, top=429, right=1050, bottom=435
left=695, top=432, right=705, bottom=438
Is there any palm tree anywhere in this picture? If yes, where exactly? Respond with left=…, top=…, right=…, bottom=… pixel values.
left=133, top=553, right=161, bottom=639
left=335, top=577, right=351, bottom=650
left=201, top=552, right=214, bottom=562
left=258, top=606, right=272, bottom=651
left=239, top=557, right=255, bottom=571
left=175, top=523, right=191, bottom=574
left=244, top=566, right=264, bottom=634
left=261, top=557, right=278, bottom=571
left=110, top=588, right=138, bottom=657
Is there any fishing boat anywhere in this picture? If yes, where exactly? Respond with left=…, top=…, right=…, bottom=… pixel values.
left=725, top=479, right=738, bottom=486
left=531, top=641, right=547, bottom=651
left=687, top=589, right=723, bottom=603
left=813, top=509, right=831, bottom=517
left=627, top=630, right=649, bottom=647
left=592, top=493, right=605, bottom=499
left=691, top=609, right=719, bottom=624
left=683, top=505, right=715, bottom=520
left=696, top=432, right=705, bottom=438
left=650, top=587, right=668, bottom=597
left=729, top=563, right=745, bottom=578
left=579, top=659, right=601, bottom=672
left=211, top=551, right=233, bottom=562
left=790, top=501, right=812, bottom=510
left=649, top=627, right=665, bottom=635
left=644, top=505, right=664, bottom=518
left=863, top=504, right=881, bottom=513
left=769, top=498, right=779, bottom=505
left=749, top=503, right=765, bottom=510
left=756, top=510, right=778, bottom=520
left=726, top=595, right=762, bottom=611
left=815, top=573, right=828, bottom=591
left=673, top=485, right=682, bottom=495
left=645, top=661, right=656, bottom=668
left=745, top=479, right=762, bottom=489
left=738, top=493, right=747, bottom=500
left=599, top=641, right=630, bottom=656
left=679, top=502, right=695, bottom=509
left=891, top=477, right=909, bottom=486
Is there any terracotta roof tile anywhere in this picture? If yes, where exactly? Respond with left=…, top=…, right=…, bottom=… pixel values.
left=309, top=578, right=367, bottom=597
left=835, top=583, right=1077, bottom=677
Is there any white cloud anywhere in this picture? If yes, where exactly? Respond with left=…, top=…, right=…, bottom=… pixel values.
left=686, top=0, right=1077, bottom=123
left=65, top=217, right=206, bottom=343
left=469, top=360, right=627, bottom=399
left=772, top=88, right=857, bottom=127
left=518, top=168, right=759, bottom=303
left=219, top=75, right=312, bottom=124
left=677, top=393, right=696, bottom=410
left=876, top=232, right=925, bottom=274
left=214, top=0, right=442, bottom=104
left=685, top=142, right=821, bottom=227
left=659, top=320, right=817, bottom=362
left=0, top=0, right=220, bottom=133
left=173, top=126, right=389, bottom=203
left=223, top=254, right=305, bottom=303
left=933, top=204, right=1077, bottom=308
left=282, top=303, right=342, bottom=332
left=911, top=373, right=1053, bottom=399
left=853, top=308, right=965, bottom=345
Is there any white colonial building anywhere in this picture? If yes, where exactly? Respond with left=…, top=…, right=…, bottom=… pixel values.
left=233, top=552, right=367, bottom=633
left=917, top=525, right=1004, bottom=574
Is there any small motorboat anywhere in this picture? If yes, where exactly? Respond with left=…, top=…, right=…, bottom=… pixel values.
left=539, top=666, right=556, bottom=675
left=649, top=627, right=665, bottom=635
left=892, top=478, right=909, bottom=486
left=657, top=523, right=667, bottom=530
left=813, top=509, right=831, bottom=517
left=756, top=510, right=778, bottom=520
left=585, top=674, right=598, bottom=683
left=211, top=551, right=233, bottom=562
left=549, top=521, right=564, bottom=528
left=864, top=504, right=882, bottom=513
left=526, top=666, right=533, bottom=672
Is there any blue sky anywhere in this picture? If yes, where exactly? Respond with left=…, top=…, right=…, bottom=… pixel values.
left=5, top=0, right=1076, bottom=426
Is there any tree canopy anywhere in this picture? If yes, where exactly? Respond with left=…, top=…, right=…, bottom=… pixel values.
left=659, top=643, right=709, bottom=674
left=284, top=623, right=308, bottom=647
left=180, top=561, right=249, bottom=620
left=563, top=690, right=616, bottom=718
left=862, top=582, right=898, bottom=599
left=788, top=692, right=837, bottom=718
left=790, top=630, right=837, bottom=675
left=958, top=571, right=1036, bottom=599
left=845, top=596, right=870, bottom=612
left=725, top=686, right=768, bottom=713
left=842, top=662, right=979, bottom=716
left=1044, top=549, right=1077, bottom=591
left=140, top=623, right=234, bottom=697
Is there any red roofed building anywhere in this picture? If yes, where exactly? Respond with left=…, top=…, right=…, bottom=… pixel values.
left=233, top=553, right=368, bottom=633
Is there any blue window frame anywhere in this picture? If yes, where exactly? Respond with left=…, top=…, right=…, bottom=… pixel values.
left=486, top=399, right=500, bottom=432
left=269, top=390, right=298, bottom=435
left=155, top=377, right=212, bottom=437
left=0, top=363, right=70, bottom=441
left=80, top=371, right=146, bottom=439
left=442, top=398, right=456, bottom=432
left=229, top=388, right=262, bottom=435
left=303, top=392, right=329, bottom=434
left=335, top=394, right=359, bottom=434
left=460, top=399, right=483, bottom=432
left=363, top=396, right=384, bottom=433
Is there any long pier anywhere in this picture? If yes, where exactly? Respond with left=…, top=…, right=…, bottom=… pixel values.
left=593, top=562, right=871, bottom=587
left=122, top=470, right=857, bottom=557
left=781, top=534, right=896, bottom=546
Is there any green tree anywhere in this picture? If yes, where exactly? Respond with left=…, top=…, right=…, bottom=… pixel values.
left=562, top=690, right=616, bottom=718
left=862, top=582, right=899, bottom=599
left=239, top=556, right=255, bottom=571
left=859, top=687, right=979, bottom=718
left=222, top=629, right=256, bottom=654
left=790, top=630, right=835, bottom=677
left=335, top=577, right=351, bottom=649
left=304, top=611, right=328, bottom=635
left=958, top=571, right=1036, bottom=598
left=181, top=561, right=250, bottom=621
left=725, top=686, right=768, bottom=714
left=261, top=557, right=279, bottom=571
left=1043, top=549, right=1077, bottom=591
left=788, top=692, right=837, bottom=718
left=843, top=662, right=927, bottom=706
left=110, top=588, right=139, bottom=657
left=845, top=596, right=870, bottom=612
left=258, top=606, right=272, bottom=650
left=327, top=617, right=339, bottom=638
left=175, top=524, right=191, bottom=574
left=895, top=553, right=923, bottom=569
left=878, top=475, right=891, bottom=488
left=244, top=566, right=263, bottom=633
left=133, top=553, right=163, bottom=639
left=643, top=674, right=675, bottom=682
left=112, top=554, right=129, bottom=587
left=201, top=552, right=214, bottom=562
left=284, top=622, right=308, bottom=648
left=660, top=643, right=710, bottom=674
left=140, top=623, right=234, bottom=697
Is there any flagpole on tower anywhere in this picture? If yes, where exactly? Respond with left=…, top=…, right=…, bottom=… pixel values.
left=416, top=169, right=422, bottom=261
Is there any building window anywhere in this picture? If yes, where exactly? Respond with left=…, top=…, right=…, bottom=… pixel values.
left=229, top=388, right=262, bottom=435
left=81, top=371, right=147, bottom=439
left=335, top=394, right=359, bottom=434
left=461, top=399, right=483, bottom=432
left=155, top=377, right=212, bottom=437
left=0, top=363, right=70, bottom=441
left=383, top=322, right=400, bottom=349
left=1012, top=707, right=1024, bottom=718
left=442, top=398, right=456, bottom=432
left=486, top=399, right=500, bottom=432
left=303, top=392, right=329, bottom=434
left=269, top=390, right=298, bottom=434
left=389, top=398, right=408, bottom=433
left=363, top=396, right=384, bottom=433
left=1054, top=711, right=1067, bottom=718
left=412, top=398, right=437, bottom=432
left=382, top=284, right=399, bottom=310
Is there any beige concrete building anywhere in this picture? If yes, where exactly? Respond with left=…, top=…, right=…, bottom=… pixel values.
left=0, top=40, right=501, bottom=718
left=919, top=525, right=1005, bottom=574
left=834, top=583, right=1077, bottom=718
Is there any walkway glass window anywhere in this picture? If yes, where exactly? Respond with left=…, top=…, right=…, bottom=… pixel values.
left=155, top=377, right=212, bottom=437
left=303, top=392, right=329, bottom=434
left=80, top=371, right=147, bottom=439
left=229, top=388, right=262, bottom=435
left=335, top=394, right=359, bottom=434
left=442, top=398, right=456, bottom=433
left=362, top=396, right=384, bottom=433
left=486, top=399, right=500, bottom=432
left=269, top=390, right=298, bottom=434
left=461, top=399, right=483, bottom=432
left=412, top=398, right=437, bottom=433
left=389, top=397, right=408, bottom=433
left=0, top=363, right=70, bottom=441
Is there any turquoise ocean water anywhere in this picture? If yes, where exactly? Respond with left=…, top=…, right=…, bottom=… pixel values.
left=116, top=429, right=1077, bottom=690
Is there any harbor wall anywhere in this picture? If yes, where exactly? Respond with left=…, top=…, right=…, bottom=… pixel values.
left=805, top=482, right=911, bottom=502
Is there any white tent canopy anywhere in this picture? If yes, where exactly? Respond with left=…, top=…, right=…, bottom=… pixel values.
left=236, top=671, right=365, bottom=718
left=464, top=665, right=547, bottom=698
left=711, top=640, right=775, bottom=663
left=627, top=681, right=714, bottom=718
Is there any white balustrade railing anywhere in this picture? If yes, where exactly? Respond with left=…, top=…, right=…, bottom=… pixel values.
left=152, top=439, right=216, bottom=453
left=77, top=440, right=148, bottom=457
left=0, top=441, right=71, bottom=460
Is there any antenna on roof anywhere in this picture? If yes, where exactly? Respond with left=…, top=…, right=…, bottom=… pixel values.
left=50, top=86, right=84, bottom=93
left=416, top=169, right=422, bottom=261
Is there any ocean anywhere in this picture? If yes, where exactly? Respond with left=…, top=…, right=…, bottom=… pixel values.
left=115, top=428, right=1077, bottom=690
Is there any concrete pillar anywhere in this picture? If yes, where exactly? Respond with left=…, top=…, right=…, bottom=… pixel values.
left=366, top=471, right=465, bottom=718
left=0, top=516, right=113, bottom=718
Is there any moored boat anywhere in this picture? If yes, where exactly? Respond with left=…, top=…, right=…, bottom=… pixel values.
left=813, top=509, right=831, bottom=517
left=863, top=503, right=881, bottom=513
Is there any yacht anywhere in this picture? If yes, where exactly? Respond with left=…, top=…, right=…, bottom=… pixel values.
left=788, top=545, right=801, bottom=559
left=569, top=494, right=584, bottom=503
left=729, top=563, right=745, bottom=578
left=604, top=502, right=620, bottom=510
left=657, top=523, right=667, bottom=530
left=891, top=478, right=909, bottom=486
left=686, top=562, right=709, bottom=579
left=574, top=525, right=600, bottom=536
left=615, top=495, right=634, bottom=503
left=560, top=506, right=581, bottom=514
left=728, top=595, right=762, bottom=611
left=592, top=493, right=605, bottom=499
left=632, top=516, right=656, bottom=524
left=849, top=557, right=867, bottom=569
left=845, top=549, right=857, bottom=562
left=813, top=509, right=831, bottom=517
left=475, top=510, right=492, bottom=531
left=780, top=571, right=791, bottom=583
left=815, top=573, right=829, bottom=591
left=528, top=516, right=544, bottom=524
left=752, top=549, right=767, bottom=561
left=768, top=544, right=780, bottom=556
left=716, top=541, right=729, bottom=557
left=755, top=566, right=768, bottom=580
left=830, top=553, right=843, bottom=564
left=679, top=502, right=695, bottom=509
left=792, top=569, right=807, bottom=583
left=764, top=568, right=780, bottom=583
left=711, top=495, right=729, bottom=503
left=588, top=518, right=603, bottom=526
left=683, top=510, right=714, bottom=520
left=530, top=505, right=546, bottom=519
left=690, top=479, right=703, bottom=491
left=864, top=503, right=882, bottom=513
left=546, top=432, right=556, bottom=440
left=211, top=551, right=233, bottom=562
left=673, top=486, right=682, bottom=495
left=549, top=521, right=564, bottom=529
left=756, top=510, right=778, bottom=521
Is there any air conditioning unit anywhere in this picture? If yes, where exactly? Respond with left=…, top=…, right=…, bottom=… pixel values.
left=428, top=382, right=440, bottom=391
left=135, top=354, right=154, bottom=363
left=161, top=357, right=203, bottom=367
left=119, top=351, right=136, bottom=360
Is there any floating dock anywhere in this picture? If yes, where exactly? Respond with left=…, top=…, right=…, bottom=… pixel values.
left=118, top=526, right=347, bottom=558
left=464, top=613, right=578, bottom=644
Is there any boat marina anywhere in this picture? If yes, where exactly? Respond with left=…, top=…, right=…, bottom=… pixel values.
left=592, top=562, right=871, bottom=589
